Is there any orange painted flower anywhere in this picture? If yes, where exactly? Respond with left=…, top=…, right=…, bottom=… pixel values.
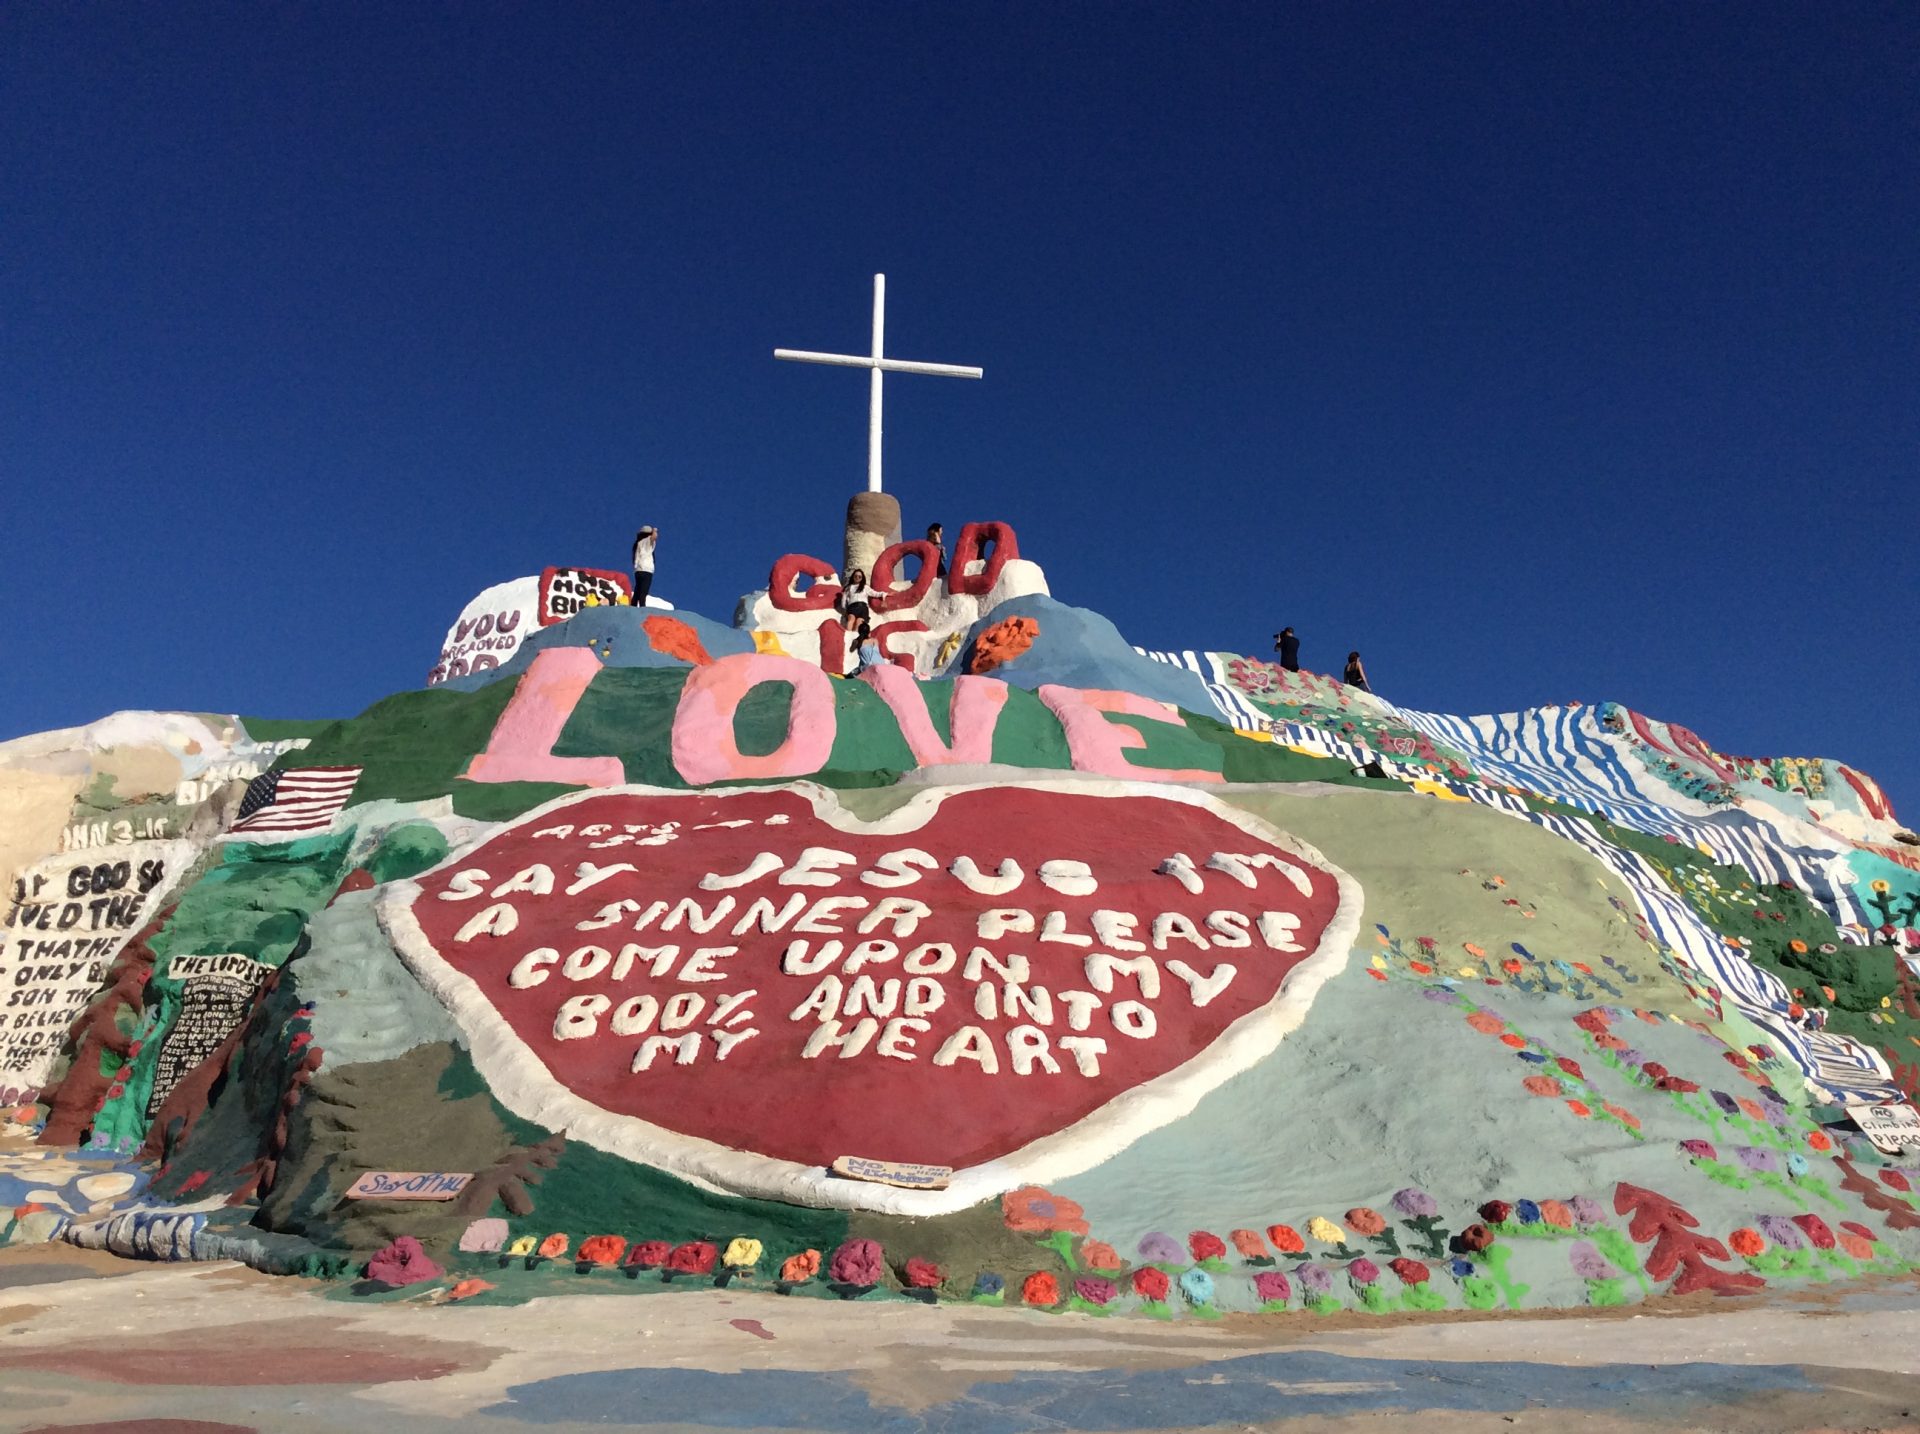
left=1463, top=943, right=1487, bottom=958
left=1807, top=1130, right=1833, bottom=1152
left=576, top=1235, right=627, bottom=1266
left=968, top=615, right=1040, bottom=675
left=1737, top=1098, right=1767, bottom=1121
left=1466, top=1011, right=1505, bottom=1034
left=537, top=1233, right=570, bottom=1260
left=1230, top=1228, right=1268, bottom=1260
left=1565, top=1100, right=1591, bottom=1117
left=1002, top=1186, right=1089, bottom=1236
left=446, top=1277, right=496, bottom=1301
left=1267, top=1224, right=1305, bottom=1254
left=1839, top=1232, right=1874, bottom=1260
left=1728, top=1228, right=1765, bottom=1257
left=1080, top=1239, right=1122, bottom=1271
left=1502, top=959, right=1524, bottom=975
left=1344, top=1207, right=1387, bottom=1237
left=1539, top=1199, right=1574, bottom=1227
left=1408, top=961, right=1433, bottom=975
left=1595, top=1033, right=1627, bottom=1050
left=1500, top=1034, right=1527, bottom=1049
left=779, top=1249, right=821, bottom=1282
left=1021, top=1271, right=1061, bottom=1306
left=1789, top=939, right=1808, bottom=954
left=1523, top=1075, right=1564, bottom=1096
left=1601, top=1102, right=1642, bottom=1131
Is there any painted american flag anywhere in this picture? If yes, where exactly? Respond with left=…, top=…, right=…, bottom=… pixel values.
left=229, top=766, right=363, bottom=838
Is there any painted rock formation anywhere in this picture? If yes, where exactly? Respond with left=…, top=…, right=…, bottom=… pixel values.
left=3, top=525, right=1918, bottom=1317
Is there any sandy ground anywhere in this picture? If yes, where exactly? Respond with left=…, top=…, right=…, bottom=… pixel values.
left=0, top=1244, right=1917, bottom=1433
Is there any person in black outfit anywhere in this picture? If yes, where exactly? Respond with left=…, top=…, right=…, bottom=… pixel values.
left=1344, top=651, right=1371, bottom=693
left=926, top=523, right=948, bottom=579
left=1273, top=627, right=1300, bottom=672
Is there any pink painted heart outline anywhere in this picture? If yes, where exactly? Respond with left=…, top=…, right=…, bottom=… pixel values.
left=377, top=777, right=1362, bottom=1216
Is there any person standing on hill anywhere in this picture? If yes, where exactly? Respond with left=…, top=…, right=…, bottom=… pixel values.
left=631, top=525, right=659, bottom=606
left=1273, top=627, right=1300, bottom=672
left=926, top=522, right=948, bottom=579
left=1344, top=651, right=1372, bottom=693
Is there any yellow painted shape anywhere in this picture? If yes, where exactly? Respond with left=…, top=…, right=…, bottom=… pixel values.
left=750, top=630, right=788, bottom=656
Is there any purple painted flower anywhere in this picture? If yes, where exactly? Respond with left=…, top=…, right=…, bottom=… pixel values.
left=1756, top=1215, right=1804, bottom=1251
left=1568, top=1241, right=1617, bottom=1280
left=1514, top=1199, right=1542, bottom=1225
left=1392, top=1188, right=1439, bottom=1219
left=1679, top=1139, right=1717, bottom=1160
left=1348, top=1257, right=1380, bottom=1286
left=1073, top=1276, right=1117, bottom=1306
left=1712, top=1090, right=1741, bottom=1115
left=1297, top=1262, right=1333, bottom=1295
left=1735, top=1146, right=1780, bottom=1174
left=1253, top=1270, right=1291, bottom=1304
left=1618, top=1049, right=1644, bottom=1067
left=1569, top=1195, right=1605, bottom=1226
left=1420, top=986, right=1458, bottom=1003
left=1137, top=1232, right=1184, bottom=1264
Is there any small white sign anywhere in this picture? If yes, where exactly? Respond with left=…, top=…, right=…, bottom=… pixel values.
left=1847, top=1102, right=1920, bottom=1155
left=830, top=1155, right=952, bottom=1190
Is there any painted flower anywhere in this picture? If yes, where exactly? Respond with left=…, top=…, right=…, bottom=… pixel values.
left=537, top=1233, right=570, bottom=1260
left=667, top=1241, right=717, bottom=1274
left=1756, top=1215, right=1804, bottom=1251
left=577, top=1235, right=628, bottom=1267
left=1499, top=1034, right=1528, bottom=1049
left=1807, top=1130, right=1833, bottom=1152
left=903, top=1257, right=944, bottom=1288
left=507, top=1235, right=539, bottom=1258
left=1138, top=1232, right=1184, bottom=1264
left=1568, top=1241, right=1616, bottom=1279
left=1229, top=1228, right=1268, bottom=1260
left=1641, top=1062, right=1670, bottom=1082
left=1879, top=1169, right=1911, bottom=1193
left=1466, top=1011, right=1505, bottom=1035
left=1556, top=1058, right=1585, bottom=1080
left=1595, top=1033, right=1628, bottom=1050
left=1457, top=1224, right=1493, bottom=1252
left=1307, top=1216, right=1346, bottom=1246
left=1344, top=1207, right=1387, bottom=1237
left=1253, top=1270, right=1291, bottom=1304
left=1296, top=1262, right=1334, bottom=1295
left=1478, top=1201, right=1513, bottom=1225
left=1735, top=1147, right=1781, bottom=1175
left=1131, top=1266, right=1171, bottom=1301
left=628, top=1240, right=672, bottom=1269
left=1021, top=1271, right=1060, bottom=1306
left=1514, top=1200, right=1541, bottom=1225
left=1538, top=1200, right=1574, bottom=1230
left=1392, top=1188, right=1439, bottom=1219
left=1179, top=1268, right=1216, bottom=1306
left=722, top=1237, right=762, bottom=1269
left=973, top=1271, right=1004, bottom=1296
left=1728, top=1228, right=1765, bottom=1257
left=828, top=1239, right=883, bottom=1285
left=1570, top=1195, right=1605, bottom=1226
left=1074, top=1276, right=1117, bottom=1306
left=1839, top=1231, right=1875, bottom=1261
left=1347, top=1257, right=1380, bottom=1286
left=1516, top=1050, right=1548, bottom=1064
left=1656, top=1075, right=1701, bottom=1093
left=1566, top=1099, right=1592, bottom=1118
left=780, top=1249, right=821, bottom=1282
left=1448, top=1257, right=1474, bottom=1278
left=1679, top=1139, right=1716, bottom=1161
left=1784, top=1151, right=1809, bottom=1177
left=1840, top=1221, right=1878, bottom=1246
left=1573, top=1009, right=1611, bottom=1035
left=1789, top=939, right=1808, bottom=954
left=1711, top=1091, right=1741, bottom=1115
left=1791, top=1214, right=1836, bottom=1250
left=1081, top=1239, right=1122, bottom=1271
left=1388, top=1257, right=1430, bottom=1285
left=1267, top=1224, right=1306, bottom=1254
left=1189, top=1230, right=1228, bottom=1262
left=1002, top=1186, right=1089, bottom=1236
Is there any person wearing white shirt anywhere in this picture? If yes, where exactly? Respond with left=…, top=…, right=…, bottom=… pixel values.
left=631, top=526, right=659, bottom=606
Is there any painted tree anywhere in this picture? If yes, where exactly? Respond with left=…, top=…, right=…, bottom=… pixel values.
left=455, top=1130, right=567, bottom=1217
left=1613, top=1183, right=1764, bottom=1295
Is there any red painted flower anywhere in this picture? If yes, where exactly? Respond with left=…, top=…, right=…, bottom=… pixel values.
left=1791, top=1214, right=1835, bottom=1251
left=1522, top=1075, right=1563, bottom=1097
left=1266, top=1224, right=1306, bottom=1254
left=1807, top=1130, right=1833, bottom=1152
left=1478, top=1200, right=1513, bottom=1225
left=1656, top=1076, right=1700, bottom=1093
left=1641, top=1062, right=1669, bottom=1082
left=1500, top=1034, right=1527, bottom=1049
left=1573, top=1010, right=1611, bottom=1034
left=1502, top=959, right=1524, bottom=975
left=1880, top=1169, right=1912, bottom=1193
left=1839, top=1221, right=1877, bottom=1245
left=627, top=1240, right=672, bottom=1268
left=667, top=1240, right=718, bottom=1273
left=1457, top=1223, right=1494, bottom=1252
left=1189, top=1230, right=1227, bottom=1262
left=1556, top=1058, right=1584, bottom=1080
left=1001, top=1186, right=1089, bottom=1237
left=1132, top=1266, right=1171, bottom=1300
left=1596, top=1033, right=1628, bottom=1051
left=537, top=1233, right=570, bottom=1260
left=1389, top=1257, right=1430, bottom=1285
left=904, top=1257, right=944, bottom=1288
left=1566, top=1099, right=1592, bottom=1117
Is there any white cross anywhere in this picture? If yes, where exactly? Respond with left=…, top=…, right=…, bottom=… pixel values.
left=775, top=274, right=983, bottom=494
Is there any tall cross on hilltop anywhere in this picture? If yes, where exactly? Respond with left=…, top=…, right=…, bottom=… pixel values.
left=775, top=274, right=983, bottom=495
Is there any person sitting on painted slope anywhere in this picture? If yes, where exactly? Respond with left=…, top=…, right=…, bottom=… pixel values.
left=1273, top=627, right=1300, bottom=672
left=1343, top=650, right=1371, bottom=693
left=853, top=620, right=885, bottom=676
left=631, top=525, right=659, bottom=606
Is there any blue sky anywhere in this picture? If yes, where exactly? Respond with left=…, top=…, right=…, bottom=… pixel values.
left=3, top=5, right=1914, bottom=813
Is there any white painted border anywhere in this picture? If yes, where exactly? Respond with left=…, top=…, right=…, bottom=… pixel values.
left=376, top=777, right=1362, bottom=1216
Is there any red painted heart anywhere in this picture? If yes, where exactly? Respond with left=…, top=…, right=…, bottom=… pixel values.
left=386, top=782, right=1355, bottom=1210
